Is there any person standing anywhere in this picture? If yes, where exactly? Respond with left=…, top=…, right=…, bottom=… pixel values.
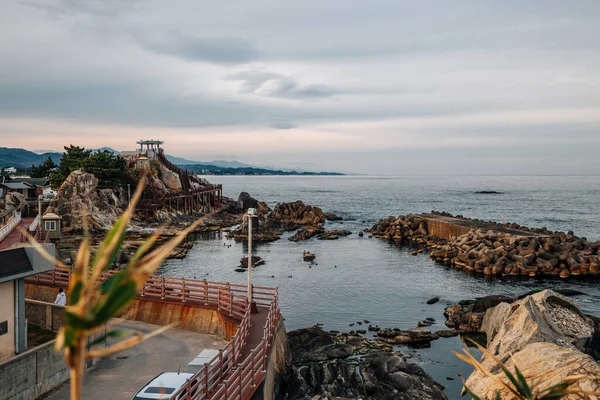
left=54, top=288, right=66, bottom=306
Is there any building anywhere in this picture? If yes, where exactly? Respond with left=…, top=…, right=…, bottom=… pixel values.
left=0, top=182, right=36, bottom=200
left=0, top=245, right=55, bottom=361
left=9, top=177, right=51, bottom=199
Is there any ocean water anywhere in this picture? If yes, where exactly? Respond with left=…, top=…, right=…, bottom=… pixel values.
left=160, top=175, right=600, bottom=399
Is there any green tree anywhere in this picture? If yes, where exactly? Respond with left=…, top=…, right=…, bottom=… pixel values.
left=83, top=150, right=127, bottom=188
left=50, top=145, right=92, bottom=188
left=30, top=156, right=58, bottom=178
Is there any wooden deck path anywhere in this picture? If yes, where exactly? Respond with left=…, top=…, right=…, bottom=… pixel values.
left=0, top=217, right=33, bottom=251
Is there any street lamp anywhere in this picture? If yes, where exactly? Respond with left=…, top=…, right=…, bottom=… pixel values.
left=127, top=184, right=131, bottom=205
left=246, top=208, right=258, bottom=314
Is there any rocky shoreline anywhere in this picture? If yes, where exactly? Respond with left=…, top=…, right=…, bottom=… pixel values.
left=369, top=211, right=600, bottom=279
left=276, top=326, right=448, bottom=400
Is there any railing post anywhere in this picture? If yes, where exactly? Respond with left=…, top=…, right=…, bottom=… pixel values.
left=226, top=282, right=232, bottom=316
left=204, top=279, right=209, bottom=305
left=218, top=349, right=224, bottom=380
left=161, top=277, right=165, bottom=299
left=251, top=349, right=256, bottom=388
left=182, top=278, right=186, bottom=302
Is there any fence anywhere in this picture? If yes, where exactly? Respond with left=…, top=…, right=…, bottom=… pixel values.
left=25, top=269, right=280, bottom=400
left=0, top=209, right=21, bottom=242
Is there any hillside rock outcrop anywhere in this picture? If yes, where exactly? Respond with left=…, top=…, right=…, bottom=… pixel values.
left=464, top=290, right=600, bottom=398
left=47, top=170, right=125, bottom=232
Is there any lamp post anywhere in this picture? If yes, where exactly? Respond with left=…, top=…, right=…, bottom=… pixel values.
left=246, top=208, right=258, bottom=313
left=127, top=184, right=131, bottom=205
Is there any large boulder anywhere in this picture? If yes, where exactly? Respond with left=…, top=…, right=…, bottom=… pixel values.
left=46, top=170, right=125, bottom=232
left=158, top=163, right=182, bottom=191
left=236, top=192, right=270, bottom=214
left=464, top=290, right=600, bottom=398
left=269, top=200, right=340, bottom=226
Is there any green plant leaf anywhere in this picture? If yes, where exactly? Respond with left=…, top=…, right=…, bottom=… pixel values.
left=87, top=328, right=138, bottom=349
left=514, top=365, right=533, bottom=398
left=93, top=280, right=138, bottom=325
left=462, top=384, right=482, bottom=400
left=65, top=310, right=94, bottom=331
left=91, top=213, right=128, bottom=271
left=100, top=272, right=126, bottom=295
left=68, top=281, right=83, bottom=306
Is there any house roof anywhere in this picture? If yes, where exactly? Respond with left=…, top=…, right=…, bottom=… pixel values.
left=0, top=182, right=33, bottom=190
left=0, top=244, right=56, bottom=283
left=10, top=178, right=50, bottom=187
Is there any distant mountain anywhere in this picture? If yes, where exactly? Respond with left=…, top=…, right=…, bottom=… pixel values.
left=183, top=163, right=343, bottom=176
left=165, top=155, right=203, bottom=165
left=0, top=147, right=61, bottom=169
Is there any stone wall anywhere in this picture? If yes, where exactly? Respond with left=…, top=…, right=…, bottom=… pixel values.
left=25, top=299, right=66, bottom=332
left=255, top=320, right=290, bottom=400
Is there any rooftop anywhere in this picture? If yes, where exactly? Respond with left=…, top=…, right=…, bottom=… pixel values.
left=0, top=182, right=33, bottom=190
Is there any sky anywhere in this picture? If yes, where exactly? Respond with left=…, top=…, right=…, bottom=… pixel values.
left=0, top=0, right=599, bottom=175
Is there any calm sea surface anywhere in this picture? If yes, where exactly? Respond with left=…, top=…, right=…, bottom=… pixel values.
left=160, top=175, right=600, bottom=399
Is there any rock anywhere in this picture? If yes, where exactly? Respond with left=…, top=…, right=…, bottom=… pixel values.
left=237, top=192, right=270, bottom=214
left=269, top=201, right=338, bottom=226
left=426, top=297, right=440, bottom=305
left=434, top=330, right=460, bottom=338
left=279, top=327, right=447, bottom=400
left=238, top=255, right=265, bottom=268
left=289, top=225, right=324, bottom=241
left=47, top=170, right=125, bottom=232
left=417, top=320, right=433, bottom=327
left=464, top=290, right=600, bottom=399
left=444, top=295, right=513, bottom=332
left=317, top=229, right=352, bottom=240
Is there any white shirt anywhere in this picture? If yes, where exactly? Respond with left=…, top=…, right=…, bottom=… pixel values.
left=54, top=292, right=66, bottom=306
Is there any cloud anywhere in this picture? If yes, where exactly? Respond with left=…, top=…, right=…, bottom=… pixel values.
left=269, top=119, right=297, bottom=130
left=136, top=32, right=260, bottom=64
left=224, top=69, right=337, bottom=99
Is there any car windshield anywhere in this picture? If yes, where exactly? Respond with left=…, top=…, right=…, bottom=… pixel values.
left=145, top=387, right=175, bottom=394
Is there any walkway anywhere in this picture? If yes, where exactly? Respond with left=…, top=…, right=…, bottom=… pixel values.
left=41, top=320, right=228, bottom=400
left=0, top=217, right=33, bottom=251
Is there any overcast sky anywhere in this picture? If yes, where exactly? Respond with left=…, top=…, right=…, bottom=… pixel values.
left=1, top=0, right=599, bottom=174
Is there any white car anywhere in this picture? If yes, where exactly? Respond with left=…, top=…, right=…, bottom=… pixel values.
left=132, top=372, right=197, bottom=400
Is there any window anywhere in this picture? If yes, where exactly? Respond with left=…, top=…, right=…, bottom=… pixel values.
left=45, top=221, right=56, bottom=231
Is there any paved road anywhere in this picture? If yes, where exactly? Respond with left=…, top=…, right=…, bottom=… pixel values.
left=43, top=320, right=227, bottom=400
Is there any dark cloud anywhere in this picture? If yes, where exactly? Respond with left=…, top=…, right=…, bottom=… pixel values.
left=136, top=32, right=260, bottom=64
left=224, top=69, right=337, bottom=99
left=269, top=119, right=297, bottom=130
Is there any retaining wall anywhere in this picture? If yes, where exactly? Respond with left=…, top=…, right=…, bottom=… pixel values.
left=25, top=283, right=238, bottom=340
left=255, top=320, right=290, bottom=400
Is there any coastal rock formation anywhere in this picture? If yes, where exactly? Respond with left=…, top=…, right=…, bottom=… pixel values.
left=370, top=212, right=600, bottom=279
left=47, top=170, right=125, bottom=232
left=3, top=192, right=26, bottom=210
left=444, top=295, right=514, bottom=332
left=318, top=229, right=352, bottom=240
left=464, top=290, right=600, bottom=398
left=269, top=201, right=341, bottom=227
left=289, top=225, right=325, bottom=241
left=276, top=327, right=447, bottom=400
left=237, top=192, right=270, bottom=214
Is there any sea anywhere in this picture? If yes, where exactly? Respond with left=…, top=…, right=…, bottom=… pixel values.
left=159, top=175, right=600, bottom=399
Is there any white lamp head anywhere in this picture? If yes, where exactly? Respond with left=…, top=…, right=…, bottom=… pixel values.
left=247, top=208, right=257, bottom=216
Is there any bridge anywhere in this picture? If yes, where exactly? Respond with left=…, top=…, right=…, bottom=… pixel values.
left=25, top=268, right=282, bottom=400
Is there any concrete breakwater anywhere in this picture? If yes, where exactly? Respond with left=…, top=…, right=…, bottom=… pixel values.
left=369, top=211, right=600, bottom=279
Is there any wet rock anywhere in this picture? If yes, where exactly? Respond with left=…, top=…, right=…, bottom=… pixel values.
left=269, top=200, right=339, bottom=226
left=278, top=327, right=447, bottom=400
left=426, top=297, right=440, bottom=305
left=318, top=229, right=352, bottom=240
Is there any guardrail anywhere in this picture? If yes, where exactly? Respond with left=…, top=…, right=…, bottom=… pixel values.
left=25, top=269, right=280, bottom=400
left=0, top=209, right=21, bottom=242
left=29, top=213, right=41, bottom=232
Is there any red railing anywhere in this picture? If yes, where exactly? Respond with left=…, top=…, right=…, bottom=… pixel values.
left=25, top=269, right=281, bottom=400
